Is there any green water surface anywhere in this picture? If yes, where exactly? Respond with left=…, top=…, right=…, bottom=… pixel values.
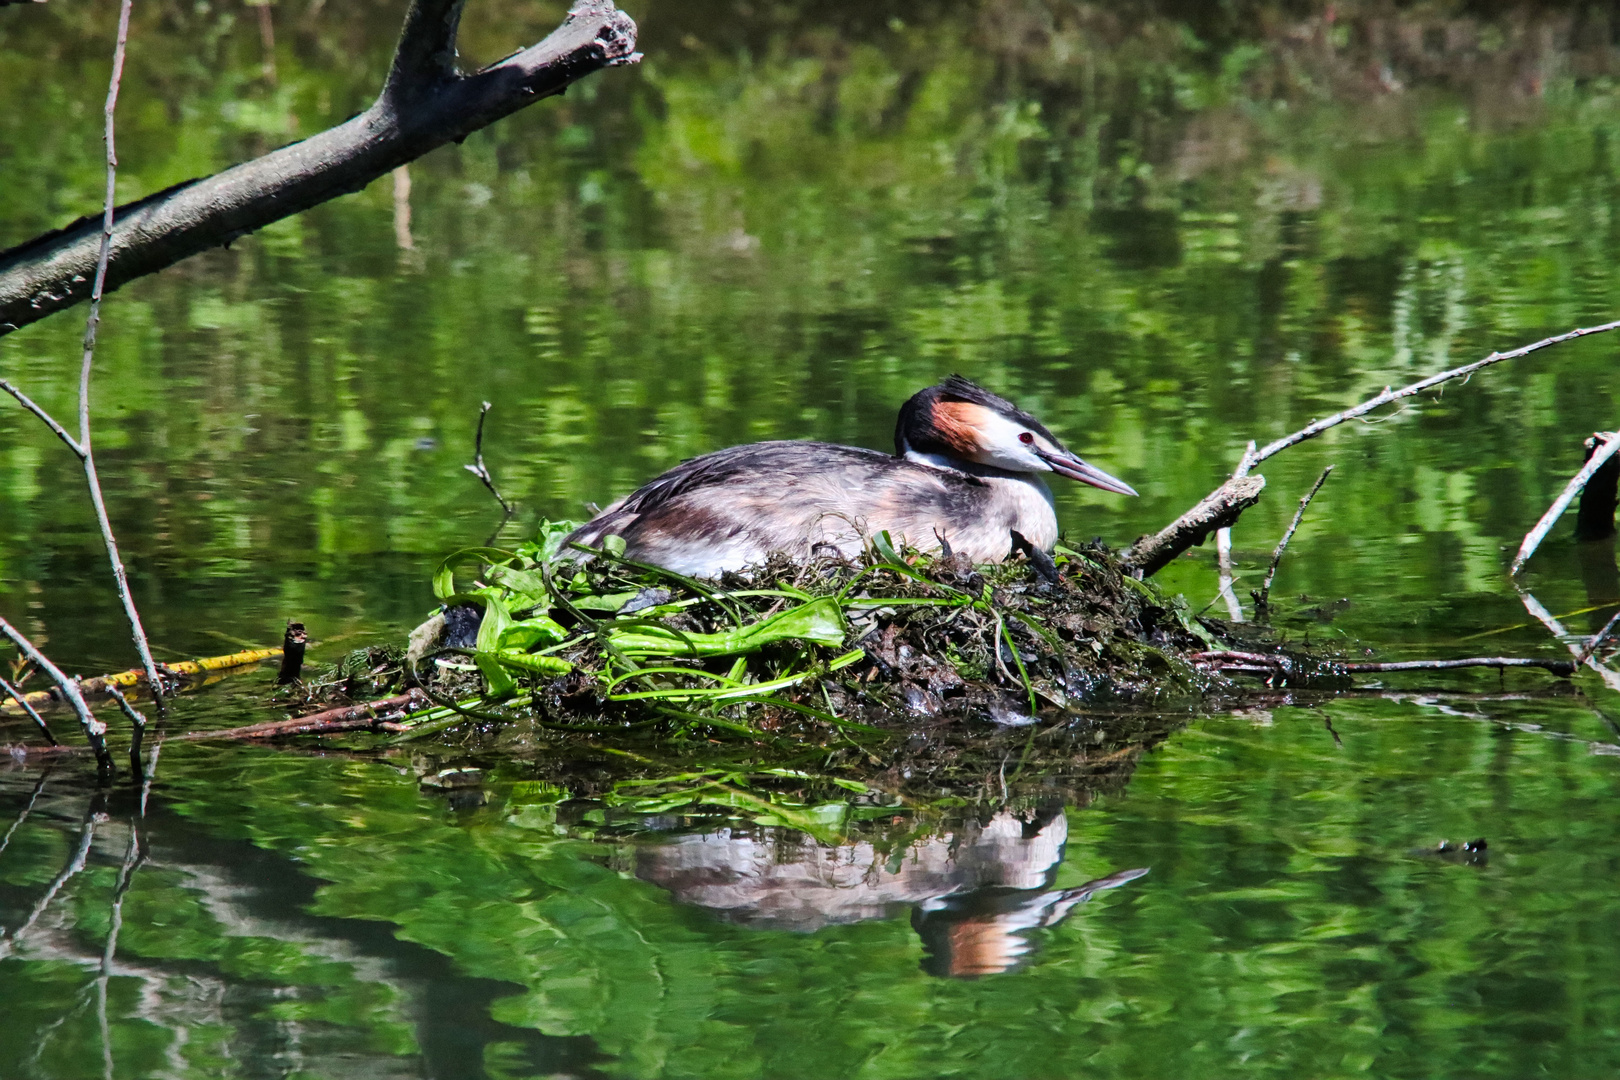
left=3, top=2, right=1620, bottom=1077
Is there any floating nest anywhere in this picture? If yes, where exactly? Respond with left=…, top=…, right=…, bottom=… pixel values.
left=384, top=522, right=1231, bottom=747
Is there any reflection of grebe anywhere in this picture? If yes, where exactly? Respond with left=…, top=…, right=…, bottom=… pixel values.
left=565, top=377, right=1136, bottom=577
left=912, top=867, right=1149, bottom=979
left=633, top=808, right=1149, bottom=977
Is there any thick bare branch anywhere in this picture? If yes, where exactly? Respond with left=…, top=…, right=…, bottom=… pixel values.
left=386, top=0, right=466, bottom=96
left=1124, top=475, right=1266, bottom=577
left=0, top=0, right=638, bottom=336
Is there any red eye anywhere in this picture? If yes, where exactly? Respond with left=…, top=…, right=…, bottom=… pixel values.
left=1019, top=432, right=1034, bottom=445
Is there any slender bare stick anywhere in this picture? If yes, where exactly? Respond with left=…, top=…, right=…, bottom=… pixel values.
left=1510, top=431, right=1620, bottom=575
left=0, top=616, right=110, bottom=768
left=175, top=689, right=427, bottom=740
left=464, top=401, right=515, bottom=514
left=1213, top=439, right=1259, bottom=619
left=1518, top=590, right=1620, bottom=693
left=1144, top=324, right=1620, bottom=576
left=1575, top=606, right=1620, bottom=666
left=77, top=0, right=164, bottom=703
left=1215, top=530, right=1244, bottom=622
left=1251, top=321, right=1620, bottom=467
left=0, top=674, right=58, bottom=746
left=103, top=684, right=146, bottom=734
left=1255, top=465, right=1334, bottom=609
left=0, top=805, right=103, bottom=960
left=0, top=381, right=86, bottom=459
left=1191, top=650, right=1576, bottom=676
left=0, top=771, right=49, bottom=861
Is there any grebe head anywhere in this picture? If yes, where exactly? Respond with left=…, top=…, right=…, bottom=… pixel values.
left=894, top=376, right=1138, bottom=496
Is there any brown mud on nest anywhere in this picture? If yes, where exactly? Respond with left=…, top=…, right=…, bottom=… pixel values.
left=385, top=524, right=1234, bottom=747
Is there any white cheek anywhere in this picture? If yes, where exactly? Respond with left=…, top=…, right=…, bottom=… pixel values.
left=973, top=412, right=1049, bottom=471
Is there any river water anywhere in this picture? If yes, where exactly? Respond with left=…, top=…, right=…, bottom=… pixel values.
left=3, top=3, right=1620, bottom=1077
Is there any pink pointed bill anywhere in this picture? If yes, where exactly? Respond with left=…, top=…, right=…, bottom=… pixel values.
left=1040, top=450, right=1138, bottom=496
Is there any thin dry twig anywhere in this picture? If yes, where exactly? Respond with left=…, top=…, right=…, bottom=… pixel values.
left=0, top=674, right=57, bottom=746
left=1575, top=606, right=1620, bottom=666
left=1250, top=321, right=1620, bottom=468
left=1211, top=440, right=1258, bottom=620
left=0, top=616, right=110, bottom=769
left=1255, top=464, right=1334, bottom=610
left=1145, top=322, right=1620, bottom=580
left=0, top=381, right=84, bottom=457
left=78, top=0, right=164, bottom=703
left=464, top=401, right=515, bottom=515
left=1510, top=430, right=1620, bottom=575
left=1192, top=649, right=1576, bottom=677
left=1215, top=528, right=1244, bottom=623
left=103, top=684, right=146, bottom=733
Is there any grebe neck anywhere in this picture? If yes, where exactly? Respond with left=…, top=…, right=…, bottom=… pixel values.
left=902, top=446, right=1034, bottom=483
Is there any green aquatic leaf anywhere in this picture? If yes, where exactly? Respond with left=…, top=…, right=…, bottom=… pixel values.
left=533, top=519, right=583, bottom=565
left=605, top=596, right=847, bottom=659
left=488, top=650, right=574, bottom=677
left=570, top=591, right=641, bottom=612
left=498, top=615, right=568, bottom=652
left=474, top=652, right=517, bottom=699
left=432, top=547, right=521, bottom=601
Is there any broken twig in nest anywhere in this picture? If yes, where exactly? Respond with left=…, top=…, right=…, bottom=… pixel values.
left=1511, top=430, right=1620, bottom=575
left=1254, top=465, right=1334, bottom=611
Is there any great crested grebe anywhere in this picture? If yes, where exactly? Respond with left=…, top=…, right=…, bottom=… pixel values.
left=564, top=376, right=1136, bottom=577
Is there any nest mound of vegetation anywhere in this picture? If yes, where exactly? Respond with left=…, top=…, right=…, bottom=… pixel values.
left=392, top=522, right=1227, bottom=744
